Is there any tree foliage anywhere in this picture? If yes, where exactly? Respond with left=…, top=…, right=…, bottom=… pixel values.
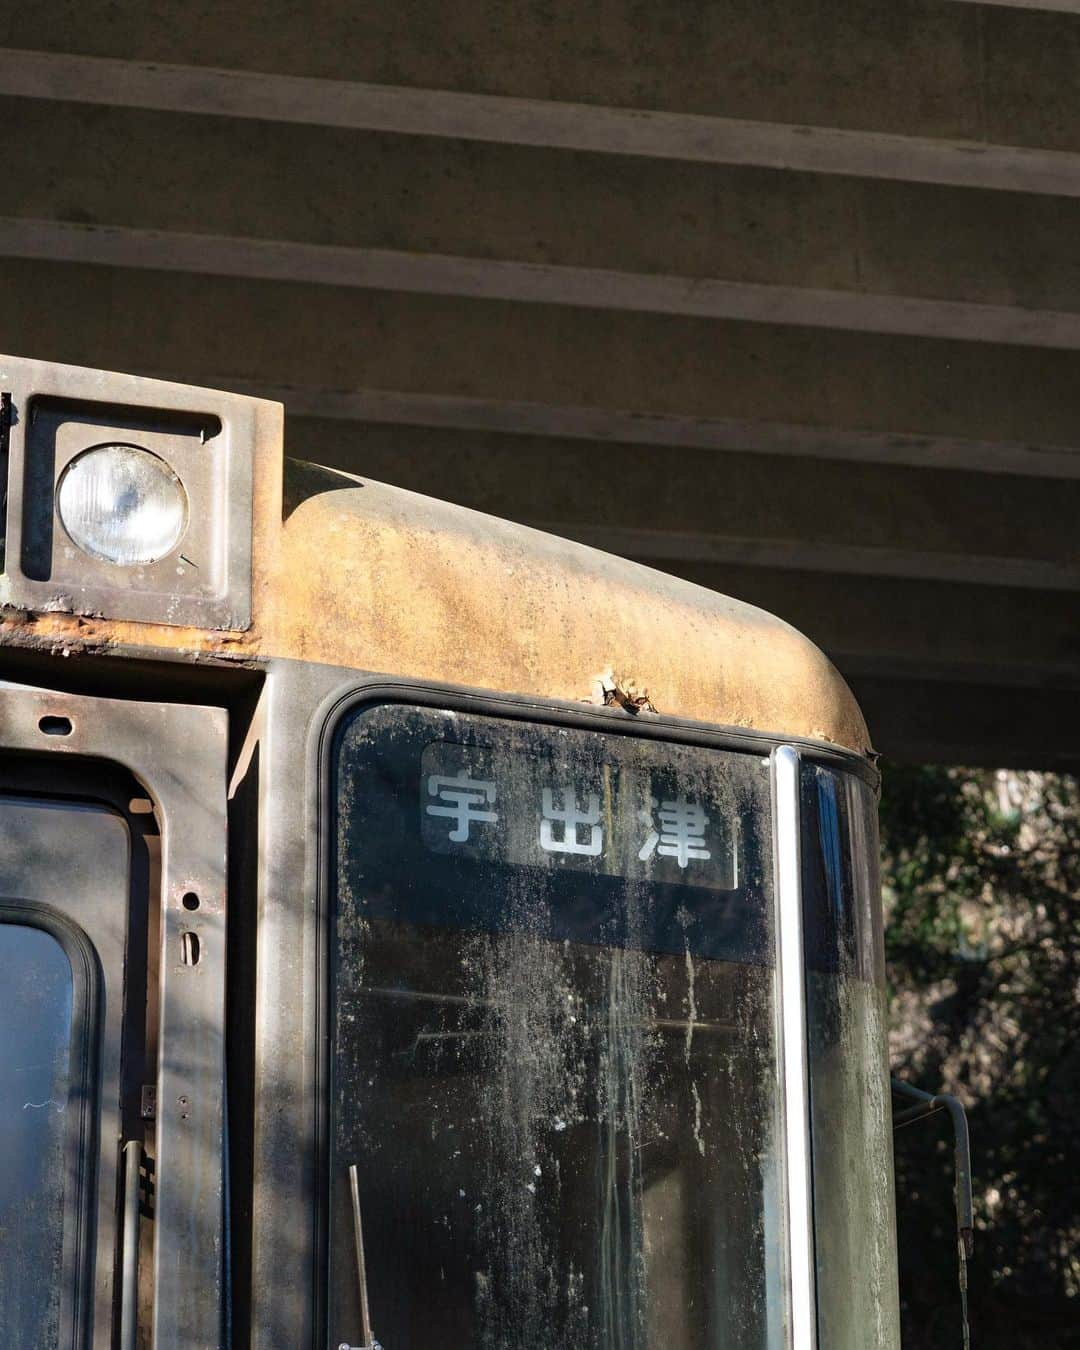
left=881, top=765, right=1080, bottom=1348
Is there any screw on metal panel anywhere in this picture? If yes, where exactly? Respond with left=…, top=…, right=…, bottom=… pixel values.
left=140, top=1084, right=157, bottom=1120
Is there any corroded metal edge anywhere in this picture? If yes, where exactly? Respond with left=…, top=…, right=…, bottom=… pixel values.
left=0, top=356, right=872, bottom=757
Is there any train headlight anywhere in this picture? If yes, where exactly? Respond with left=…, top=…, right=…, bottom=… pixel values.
left=57, top=444, right=189, bottom=566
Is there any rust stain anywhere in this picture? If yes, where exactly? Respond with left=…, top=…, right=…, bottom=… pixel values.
left=260, top=479, right=872, bottom=755
left=587, top=667, right=658, bottom=716
left=0, top=393, right=873, bottom=757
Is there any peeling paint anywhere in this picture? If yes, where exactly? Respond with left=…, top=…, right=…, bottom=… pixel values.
left=0, top=431, right=872, bottom=756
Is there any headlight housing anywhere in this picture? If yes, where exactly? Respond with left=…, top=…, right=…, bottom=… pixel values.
left=57, top=443, right=189, bottom=566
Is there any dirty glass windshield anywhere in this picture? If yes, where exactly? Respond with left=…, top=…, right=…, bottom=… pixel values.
left=328, top=705, right=786, bottom=1350
left=801, top=764, right=901, bottom=1350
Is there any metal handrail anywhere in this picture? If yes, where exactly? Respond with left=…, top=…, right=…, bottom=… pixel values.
left=892, top=1077, right=974, bottom=1349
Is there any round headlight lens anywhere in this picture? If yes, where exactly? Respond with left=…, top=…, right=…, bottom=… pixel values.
left=57, top=444, right=188, bottom=566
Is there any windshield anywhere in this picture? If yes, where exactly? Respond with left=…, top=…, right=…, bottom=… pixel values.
left=801, top=763, right=901, bottom=1350
left=328, top=705, right=786, bottom=1350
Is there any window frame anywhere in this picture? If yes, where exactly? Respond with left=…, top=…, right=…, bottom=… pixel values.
left=315, top=681, right=880, bottom=1350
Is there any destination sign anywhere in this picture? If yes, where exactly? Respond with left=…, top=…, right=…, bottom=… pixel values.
left=419, top=738, right=740, bottom=891
left=335, top=704, right=774, bottom=961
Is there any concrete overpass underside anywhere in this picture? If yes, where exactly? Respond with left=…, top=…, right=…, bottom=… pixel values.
left=2, top=1, right=1078, bottom=768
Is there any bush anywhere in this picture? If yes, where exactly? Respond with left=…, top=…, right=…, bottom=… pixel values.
left=882, top=766, right=1080, bottom=1349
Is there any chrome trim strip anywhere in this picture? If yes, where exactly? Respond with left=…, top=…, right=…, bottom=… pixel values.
left=774, top=745, right=818, bottom=1349
left=120, top=1139, right=142, bottom=1350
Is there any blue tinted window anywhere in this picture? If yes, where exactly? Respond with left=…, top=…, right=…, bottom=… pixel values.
left=0, top=924, right=74, bottom=1348
left=801, top=765, right=900, bottom=1350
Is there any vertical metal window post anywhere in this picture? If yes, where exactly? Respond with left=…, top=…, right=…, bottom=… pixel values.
left=774, top=746, right=818, bottom=1349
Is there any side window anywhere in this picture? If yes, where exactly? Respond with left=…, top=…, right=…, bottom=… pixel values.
left=800, top=765, right=901, bottom=1350
left=0, top=917, right=86, bottom=1349
left=0, top=795, right=135, bottom=1349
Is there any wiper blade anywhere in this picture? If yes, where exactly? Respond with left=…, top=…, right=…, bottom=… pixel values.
left=346, top=1162, right=378, bottom=1350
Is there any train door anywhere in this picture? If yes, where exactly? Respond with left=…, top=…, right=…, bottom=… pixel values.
left=0, top=687, right=229, bottom=1349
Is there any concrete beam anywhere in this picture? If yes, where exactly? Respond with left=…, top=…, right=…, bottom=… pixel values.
left=849, top=674, right=1080, bottom=771
left=838, top=650, right=1080, bottom=693
left=7, top=217, right=1080, bottom=350
left=190, top=364, right=1079, bottom=595
left=272, top=415, right=1079, bottom=592
left=7, top=258, right=1080, bottom=447
left=11, top=5, right=1080, bottom=155
left=219, top=380, right=1080, bottom=480
left=670, top=563, right=1080, bottom=692
left=2, top=46, right=1080, bottom=198
left=536, top=524, right=1080, bottom=591
left=13, top=99, right=1080, bottom=318
left=947, top=0, right=1080, bottom=12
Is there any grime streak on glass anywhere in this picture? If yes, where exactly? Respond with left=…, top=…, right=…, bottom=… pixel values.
left=328, top=705, right=781, bottom=1349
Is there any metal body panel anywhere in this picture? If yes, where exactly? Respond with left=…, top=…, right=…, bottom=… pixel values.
left=0, top=355, right=260, bottom=630
left=0, top=686, right=229, bottom=1349
left=249, top=657, right=349, bottom=1350
left=0, top=356, right=871, bottom=759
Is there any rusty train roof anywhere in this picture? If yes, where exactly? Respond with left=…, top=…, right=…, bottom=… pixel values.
left=269, top=466, right=872, bottom=755
left=0, top=359, right=871, bottom=757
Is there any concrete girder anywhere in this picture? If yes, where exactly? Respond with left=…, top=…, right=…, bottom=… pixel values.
left=540, top=526, right=1080, bottom=592
left=8, top=3, right=1080, bottom=151
left=8, top=96, right=1080, bottom=317
left=849, top=675, right=1080, bottom=771
left=277, top=418, right=1080, bottom=584
left=7, top=218, right=1080, bottom=351
left=4, top=46, right=1080, bottom=197
left=668, top=564, right=1080, bottom=692
left=226, top=381, right=1080, bottom=480
left=946, top=0, right=1080, bottom=13
left=4, top=259, right=1079, bottom=449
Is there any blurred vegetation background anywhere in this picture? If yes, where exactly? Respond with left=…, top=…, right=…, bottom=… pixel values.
left=881, top=767, right=1080, bottom=1348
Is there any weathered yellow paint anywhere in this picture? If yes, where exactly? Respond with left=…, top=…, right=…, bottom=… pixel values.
left=267, top=475, right=872, bottom=754
left=0, top=365, right=871, bottom=755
